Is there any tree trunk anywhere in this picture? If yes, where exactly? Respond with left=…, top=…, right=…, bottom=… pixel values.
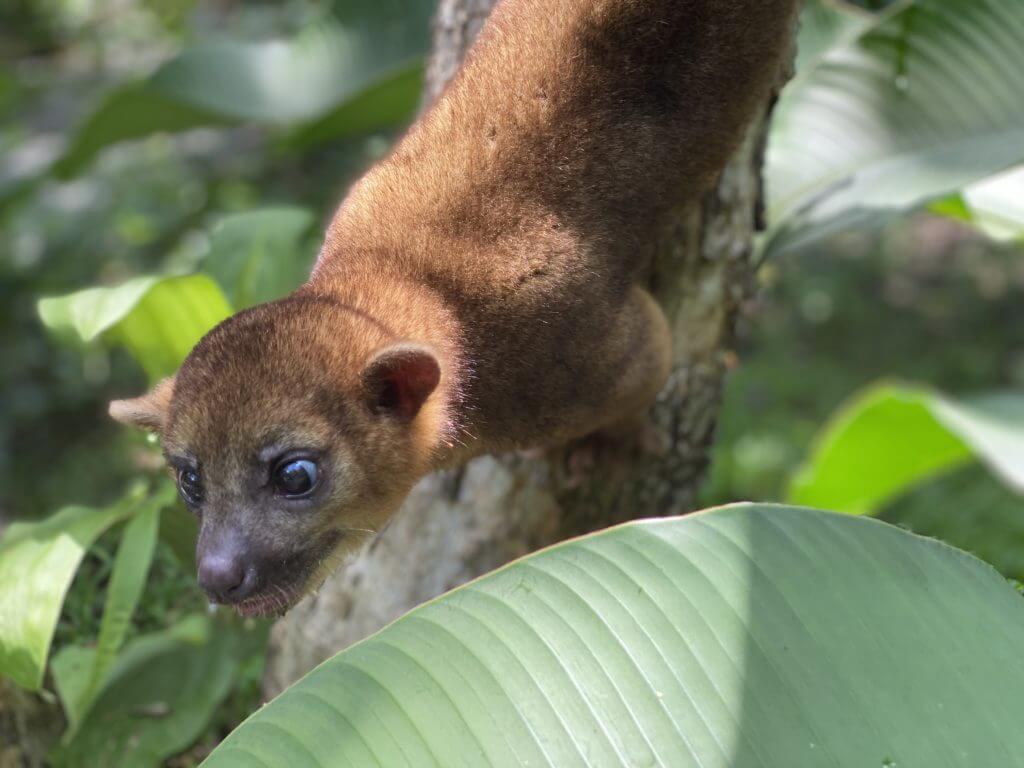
left=263, top=0, right=796, bottom=697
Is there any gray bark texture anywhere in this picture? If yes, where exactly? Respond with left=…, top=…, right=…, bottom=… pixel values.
left=263, top=0, right=796, bottom=698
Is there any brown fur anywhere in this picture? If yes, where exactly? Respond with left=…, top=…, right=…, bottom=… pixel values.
left=112, top=0, right=798, bottom=614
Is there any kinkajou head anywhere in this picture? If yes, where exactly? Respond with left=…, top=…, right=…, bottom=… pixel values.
left=112, top=294, right=455, bottom=616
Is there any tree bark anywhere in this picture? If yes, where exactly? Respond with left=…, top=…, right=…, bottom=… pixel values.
left=263, top=0, right=796, bottom=697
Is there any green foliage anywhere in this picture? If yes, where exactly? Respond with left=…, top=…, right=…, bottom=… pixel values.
left=0, top=489, right=147, bottom=690
left=52, top=614, right=265, bottom=768
left=1, top=0, right=429, bottom=762
left=768, top=0, right=1024, bottom=254
left=4, top=0, right=1024, bottom=763
left=789, top=382, right=1024, bottom=514
left=54, top=1, right=434, bottom=177
left=204, top=504, right=1024, bottom=768
left=706, top=227, right=1024, bottom=498
left=12, top=199, right=314, bottom=756
left=38, top=274, right=232, bottom=382
left=57, top=496, right=161, bottom=737
left=35, top=203, right=318, bottom=382
left=52, top=86, right=231, bottom=180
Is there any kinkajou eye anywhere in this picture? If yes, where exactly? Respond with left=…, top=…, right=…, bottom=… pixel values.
left=273, top=458, right=319, bottom=498
left=177, top=468, right=204, bottom=506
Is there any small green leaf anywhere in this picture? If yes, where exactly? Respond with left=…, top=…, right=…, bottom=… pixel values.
left=789, top=382, right=1024, bottom=514
left=928, top=193, right=973, bottom=224
left=0, top=496, right=138, bottom=690
left=38, top=276, right=161, bottom=343
left=203, top=504, right=1024, bottom=767
left=52, top=614, right=265, bottom=768
left=58, top=490, right=164, bottom=737
left=39, top=274, right=232, bottom=381
left=203, top=207, right=315, bottom=309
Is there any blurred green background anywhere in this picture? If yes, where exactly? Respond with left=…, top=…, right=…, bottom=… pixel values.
left=1, top=0, right=1023, bottom=764
left=704, top=217, right=1024, bottom=575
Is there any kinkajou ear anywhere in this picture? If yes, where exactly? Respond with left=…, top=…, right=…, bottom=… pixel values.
left=109, top=376, right=176, bottom=433
left=361, top=343, right=441, bottom=420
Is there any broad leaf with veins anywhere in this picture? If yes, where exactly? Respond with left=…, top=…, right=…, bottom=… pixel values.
left=766, top=0, right=1024, bottom=254
left=202, top=504, right=1024, bottom=767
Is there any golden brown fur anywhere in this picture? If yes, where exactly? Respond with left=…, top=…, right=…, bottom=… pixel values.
left=315, top=0, right=798, bottom=452
left=112, top=0, right=798, bottom=614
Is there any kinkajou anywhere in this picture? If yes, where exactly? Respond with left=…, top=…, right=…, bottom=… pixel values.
left=111, top=0, right=798, bottom=616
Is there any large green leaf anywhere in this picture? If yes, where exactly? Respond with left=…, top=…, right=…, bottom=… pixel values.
left=55, top=491, right=164, bottom=737
left=0, top=494, right=139, bottom=690
left=38, top=274, right=231, bottom=381
left=52, top=614, right=264, bottom=768
left=202, top=207, right=316, bottom=310
left=767, top=0, right=1024, bottom=254
left=203, top=504, right=1024, bottom=767
left=55, top=0, right=434, bottom=176
left=789, top=382, right=1024, bottom=514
